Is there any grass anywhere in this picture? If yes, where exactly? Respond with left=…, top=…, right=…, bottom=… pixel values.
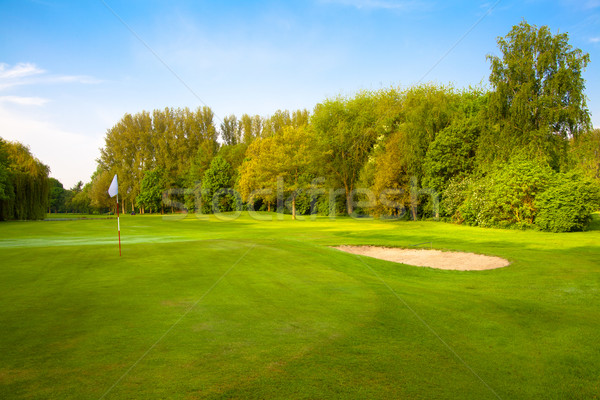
left=0, top=212, right=599, bottom=399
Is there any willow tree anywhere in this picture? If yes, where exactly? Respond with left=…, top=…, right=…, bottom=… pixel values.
left=485, top=20, right=591, bottom=169
left=0, top=139, right=50, bottom=221
left=0, top=138, right=9, bottom=202
left=312, top=92, right=377, bottom=214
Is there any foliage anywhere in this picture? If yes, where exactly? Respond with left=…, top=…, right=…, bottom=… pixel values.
left=220, top=115, right=240, bottom=145
left=0, top=139, right=50, bottom=221
left=201, top=156, right=235, bottom=213
left=423, top=117, right=481, bottom=194
left=535, top=172, right=600, bottom=232
left=485, top=21, right=590, bottom=169
left=238, top=125, right=316, bottom=218
left=570, top=128, right=600, bottom=181
left=48, top=178, right=67, bottom=213
left=85, top=21, right=597, bottom=228
left=450, top=156, right=555, bottom=228
left=311, top=91, right=378, bottom=214
left=100, top=107, right=218, bottom=211
left=0, top=138, right=10, bottom=201
left=136, top=168, right=167, bottom=213
left=87, top=168, right=113, bottom=212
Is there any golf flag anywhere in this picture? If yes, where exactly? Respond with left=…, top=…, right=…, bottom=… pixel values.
left=108, top=174, right=121, bottom=256
left=108, top=174, right=118, bottom=198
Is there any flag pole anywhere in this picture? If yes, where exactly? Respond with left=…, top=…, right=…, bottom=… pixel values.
left=108, top=174, right=121, bottom=257
left=117, top=192, right=121, bottom=256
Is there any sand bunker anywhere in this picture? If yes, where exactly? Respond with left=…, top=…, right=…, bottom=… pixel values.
left=334, top=245, right=509, bottom=271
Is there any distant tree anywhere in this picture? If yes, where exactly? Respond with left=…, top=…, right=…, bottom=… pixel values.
left=238, top=136, right=278, bottom=212
left=0, top=139, right=50, bottom=221
left=220, top=115, right=239, bottom=145
left=136, top=168, right=167, bottom=214
left=369, top=130, right=411, bottom=217
left=485, top=20, right=591, bottom=169
left=0, top=138, right=10, bottom=201
left=69, top=183, right=92, bottom=214
left=201, top=156, right=235, bottom=213
left=262, top=110, right=291, bottom=137
left=48, top=178, right=67, bottom=213
left=88, top=168, right=112, bottom=212
left=312, top=92, right=378, bottom=214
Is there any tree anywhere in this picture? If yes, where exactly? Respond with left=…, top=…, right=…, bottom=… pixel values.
left=535, top=172, right=600, bottom=232
left=423, top=117, right=481, bottom=194
left=136, top=168, right=167, bottom=213
left=220, top=115, right=239, bottom=145
left=570, top=128, right=600, bottom=181
left=312, top=92, right=377, bottom=214
left=88, top=167, right=113, bottom=212
left=238, top=136, right=278, bottom=212
left=48, top=178, right=67, bottom=213
left=201, top=156, right=235, bottom=213
left=0, top=139, right=50, bottom=221
left=485, top=20, right=591, bottom=169
left=0, top=138, right=10, bottom=201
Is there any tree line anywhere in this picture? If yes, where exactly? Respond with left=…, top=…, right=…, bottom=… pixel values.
left=5, top=21, right=600, bottom=230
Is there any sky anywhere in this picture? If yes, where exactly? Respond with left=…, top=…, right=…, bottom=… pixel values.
left=1, top=0, right=599, bottom=188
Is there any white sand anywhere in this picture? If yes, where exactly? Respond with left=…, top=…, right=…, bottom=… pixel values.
left=333, top=245, right=509, bottom=271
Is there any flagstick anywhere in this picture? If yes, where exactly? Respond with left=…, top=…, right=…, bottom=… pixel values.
left=117, top=193, right=122, bottom=257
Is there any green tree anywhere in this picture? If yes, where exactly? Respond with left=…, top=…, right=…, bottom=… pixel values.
left=88, top=167, right=113, bottom=212
left=136, top=168, right=167, bottom=213
left=201, top=156, right=235, bottom=213
left=0, top=140, right=50, bottom=221
left=0, top=138, right=10, bottom=201
left=485, top=20, right=591, bottom=169
left=570, top=128, right=600, bottom=181
left=69, top=182, right=92, bottom=214
left=312, top=92, right=377, bottom=214
left=535, top=172, right=600, bottom=232
left=238, top=136, right=278, bottom=212
left=220, top=115, right=239, bottom=145
left=48, top=178, right=67, bottom=213
left=423, top=117, right=481, bottom=194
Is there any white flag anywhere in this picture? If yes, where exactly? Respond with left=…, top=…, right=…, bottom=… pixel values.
left=108, top=174, right=118, bottom=198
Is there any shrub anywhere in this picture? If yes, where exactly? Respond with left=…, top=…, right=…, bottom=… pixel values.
left=535, top=173, right=600, bottom=232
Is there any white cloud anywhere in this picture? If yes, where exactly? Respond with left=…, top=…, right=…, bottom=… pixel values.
left=0, top=62, right=101, bottom=90
left=590, top=37, right=600, bottom=43
left=0, top=62, right=45, bottom=79
left=49, top=75, right=103, bottom=85
left=0, top=96, right=49, bottom=106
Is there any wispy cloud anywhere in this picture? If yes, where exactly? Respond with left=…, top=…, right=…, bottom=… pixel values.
left=590, top=37, right=600, bottom=43
left=0, top=96, right=49, bottom=106
left=0, top=62, right=101, bottom=95
left=0, top=62, right=45, bottom=79
left=318, top=0, right=432, bottom=11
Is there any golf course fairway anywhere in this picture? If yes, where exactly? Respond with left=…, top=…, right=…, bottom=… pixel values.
left=1, top=213, right=599, bottom=399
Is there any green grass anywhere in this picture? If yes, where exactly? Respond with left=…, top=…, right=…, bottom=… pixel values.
left=1, top=212, right=599, bottom=399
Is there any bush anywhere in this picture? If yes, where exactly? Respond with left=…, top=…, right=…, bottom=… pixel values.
left=535, top=173, right=600, bottom=232
left=445, top=156, right=554, bottom=228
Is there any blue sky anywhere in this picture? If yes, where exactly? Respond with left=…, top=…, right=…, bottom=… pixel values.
left=1, top=0, right=599, bottom=188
